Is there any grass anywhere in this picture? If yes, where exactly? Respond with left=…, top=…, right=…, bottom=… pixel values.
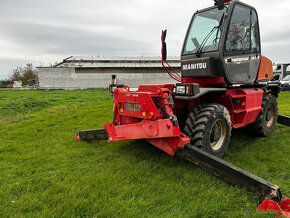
left=0, top=89, right=289, bottom=217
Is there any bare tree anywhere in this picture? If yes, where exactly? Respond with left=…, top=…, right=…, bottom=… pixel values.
left=9, top=67, right=22, bottom=81
left=8, top=63, right=38, bottom=85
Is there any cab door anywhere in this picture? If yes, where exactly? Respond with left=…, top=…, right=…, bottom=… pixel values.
left=223, top=3, right=261, bottom=84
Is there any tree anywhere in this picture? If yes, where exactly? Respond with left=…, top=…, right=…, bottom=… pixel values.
left=8, top=63, right=38, bottom=85
left=22, top=63, right=38, bottom=84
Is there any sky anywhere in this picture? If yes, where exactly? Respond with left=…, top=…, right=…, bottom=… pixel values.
left=0, top=0, right=290, bottom=79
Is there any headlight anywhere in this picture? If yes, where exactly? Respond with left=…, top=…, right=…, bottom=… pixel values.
left=176, top=85, right=186, bottom=94
left=175, top=83, right=200, bottom=96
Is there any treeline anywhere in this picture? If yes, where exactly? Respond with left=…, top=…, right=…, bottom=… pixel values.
left=0, top=63, right=38, bottom=88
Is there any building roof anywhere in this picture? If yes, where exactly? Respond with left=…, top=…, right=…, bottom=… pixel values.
left=273, top=63, right=290, bottom=65
left=53, top=56, right=181, bottom=68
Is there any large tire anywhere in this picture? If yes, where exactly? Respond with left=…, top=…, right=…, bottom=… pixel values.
left=247, top=94, right=278, bottom=137
left=183, top=104, right=232, bottom=158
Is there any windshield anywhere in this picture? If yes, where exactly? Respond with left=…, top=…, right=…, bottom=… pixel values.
left=282, top=75, right=290, bottom=81
left=183, top=7, right=226, bottom=55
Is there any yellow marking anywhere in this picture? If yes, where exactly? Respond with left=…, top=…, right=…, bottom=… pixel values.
left=241, top=102, right=246, bottom=106
left=120, top=108, right=123, bottom=112
left=142, top=112, right=146, bottom=116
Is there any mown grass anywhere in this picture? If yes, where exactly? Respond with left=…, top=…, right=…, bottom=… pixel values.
left=0, top=89, right=289, bottom=217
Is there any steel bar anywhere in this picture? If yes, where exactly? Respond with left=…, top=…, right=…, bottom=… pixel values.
left=277, top=115, right=290, bottom=126
left=77, top=129, right=108, bottom=141
left=176, top=144, right=283, bottom=203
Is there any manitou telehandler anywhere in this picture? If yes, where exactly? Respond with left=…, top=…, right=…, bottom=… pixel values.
left=76, top=0, right=290, bottom=215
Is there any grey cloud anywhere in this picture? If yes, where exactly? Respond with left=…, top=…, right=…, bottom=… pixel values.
left=0, top=22, right=154, bottom=55
left=0, top=57, right=36, bottom=78
left=263, top=41, right=290, bottom=63
left=0, top=0, right=290, bottom=77
left=263, top=29, right=290, bottom=43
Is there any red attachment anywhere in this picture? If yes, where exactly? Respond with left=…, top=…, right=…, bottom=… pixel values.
left=104, top=84, right=190, bottom=155
left=147, top=133, right=190, bottom=156
left=105, top=119, right=189, bottom=155
left=257, top=197, right=290, bottom=217
left=105, top=119, right=180, bottom=141
left=75, top=136, right=80, bottom=141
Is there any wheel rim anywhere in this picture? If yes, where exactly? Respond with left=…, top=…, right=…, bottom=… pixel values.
left=265, top=106, right=275, bottom=127
left=210, top=119, right=226, bottom=151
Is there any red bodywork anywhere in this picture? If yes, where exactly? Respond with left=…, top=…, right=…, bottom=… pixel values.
left=104, top=83, right=265, bottom=156
left=215, top=89, right=264, bottom=128
left=182, top=77, right=226, bottom=87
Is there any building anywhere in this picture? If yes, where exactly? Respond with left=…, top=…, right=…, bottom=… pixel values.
left=13, top=81, right=22, bottom=88
left=37, top=56, right=181, bottom=89
left=273, top=63, right=290, bottom=81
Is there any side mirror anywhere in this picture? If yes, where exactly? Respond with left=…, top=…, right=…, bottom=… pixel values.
left=214, top=0, right=225, bottom=10
left=161, top=30, right=167, bottom=61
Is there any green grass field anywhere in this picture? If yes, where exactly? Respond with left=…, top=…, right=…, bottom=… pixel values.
left=0, top=89, right=289, bottom=217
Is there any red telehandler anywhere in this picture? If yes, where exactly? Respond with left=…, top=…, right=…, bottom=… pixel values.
left=77, top=0, right=290, bottom=216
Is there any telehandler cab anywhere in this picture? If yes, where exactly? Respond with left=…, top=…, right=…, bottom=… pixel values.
left=77, top=0, right=290, bottom=215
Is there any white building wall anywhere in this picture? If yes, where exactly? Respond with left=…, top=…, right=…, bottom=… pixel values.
left=38, top=67, right=177, bottom=89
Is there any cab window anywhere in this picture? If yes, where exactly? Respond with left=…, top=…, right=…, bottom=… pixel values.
left=183, top=8, right=225, bottom=55
left=225, top=5, right=251, bottom=52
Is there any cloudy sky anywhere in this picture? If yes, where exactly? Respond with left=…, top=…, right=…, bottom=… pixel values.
left=0, top=0, right=289, bottom=79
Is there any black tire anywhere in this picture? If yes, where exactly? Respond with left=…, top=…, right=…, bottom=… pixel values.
left=247, top=94, right=278, bottom=137
left=183, top=104, right=232, bottom=158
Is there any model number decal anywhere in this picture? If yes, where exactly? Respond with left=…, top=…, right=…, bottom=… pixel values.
left=225, top=55, right=260, bottom=63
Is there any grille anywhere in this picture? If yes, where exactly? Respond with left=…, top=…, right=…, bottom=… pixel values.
left=123, top=103, right=141, bottom=112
